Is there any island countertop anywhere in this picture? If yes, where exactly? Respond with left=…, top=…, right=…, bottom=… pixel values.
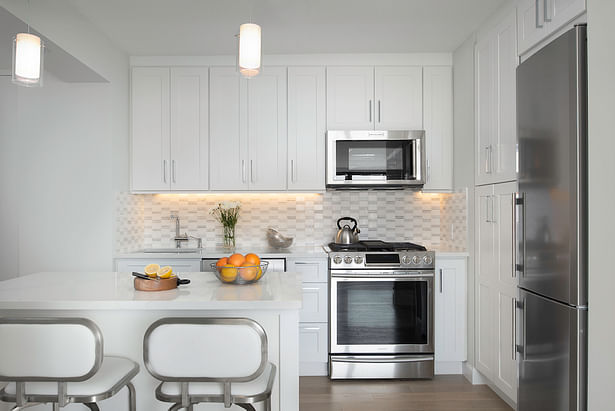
left=0, top=271, right=303, bottom=311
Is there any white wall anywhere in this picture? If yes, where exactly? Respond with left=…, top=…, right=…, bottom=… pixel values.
left=587, top=0, right=615, bottom=408
left=452, top=34, right=476, bottom=367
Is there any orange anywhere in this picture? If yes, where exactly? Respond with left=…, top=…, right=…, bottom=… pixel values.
left=216, top=257, right=228, bottom=267
left=239, top=262, right=258, bottom=281
left=220, top=264, right=237, bottom=282
left=228, top=253, right=246, bottom=267
left=245, top=253, right=261, bottom=266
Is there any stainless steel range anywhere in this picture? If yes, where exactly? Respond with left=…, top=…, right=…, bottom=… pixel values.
left=327, top=240, right=435, bottom=379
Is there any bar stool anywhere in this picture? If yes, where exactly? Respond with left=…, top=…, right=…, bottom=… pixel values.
left=0, top=318, right=139, bottom=411
left=143, top=317, right=276, bottom=411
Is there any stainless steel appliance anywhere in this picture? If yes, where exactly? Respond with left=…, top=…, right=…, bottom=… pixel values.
left=327, top=240, right=435, bottom=379
left=515, top=25, right=587, bottom=411
left=326, top=130, right=425, bottom=187
left=334, top=217, right=361, bottom=244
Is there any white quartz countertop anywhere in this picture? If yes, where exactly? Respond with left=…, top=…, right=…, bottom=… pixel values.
left=0, top=271, right=303, bottom=311
left=115, top=246, right=328, bottom=260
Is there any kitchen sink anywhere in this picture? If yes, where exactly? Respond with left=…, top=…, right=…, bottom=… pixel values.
left=141, top=248, right=202, bottom=254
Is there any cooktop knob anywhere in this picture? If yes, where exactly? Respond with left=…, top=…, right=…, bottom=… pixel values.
left=354, top=256, right=364, bottom=264
left=423, top=255, right=433, bottom=265
left=411, top=255, right=421, bottom=265
left=333, top=256, right=342, bottom=264
left=344, top=255, right=353, bottom=264
left=402, top=255, right=410, bottom=264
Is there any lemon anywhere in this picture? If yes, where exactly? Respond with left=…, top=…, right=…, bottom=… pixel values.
left=220, top=264, right=238, bottom=282
left=144, top=263, right=160, bottom=278
left=157, top=266, right=173, bottom=279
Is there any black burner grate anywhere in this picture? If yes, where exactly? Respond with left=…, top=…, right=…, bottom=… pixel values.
left=328, top=240, right=427, bottom=252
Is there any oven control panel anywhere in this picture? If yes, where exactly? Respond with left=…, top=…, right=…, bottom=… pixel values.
left=329, top=251, right=435, bottom=270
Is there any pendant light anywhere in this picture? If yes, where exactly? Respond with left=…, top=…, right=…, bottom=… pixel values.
left=12, top=23, right=44, bottom=87
left=238, top=23, right=261, bottom=78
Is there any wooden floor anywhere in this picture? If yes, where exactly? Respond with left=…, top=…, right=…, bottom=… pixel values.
left=299, top=375, right=513, bottom=411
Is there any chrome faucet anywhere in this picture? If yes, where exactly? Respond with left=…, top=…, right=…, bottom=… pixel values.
left=170, top=214, right=189, bottom=248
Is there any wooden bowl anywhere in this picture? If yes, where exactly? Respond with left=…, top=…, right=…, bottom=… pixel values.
left=134, top=277, right=178, bottom=291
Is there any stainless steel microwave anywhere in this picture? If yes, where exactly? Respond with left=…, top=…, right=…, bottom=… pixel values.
left=326, top=130, right=425, bottom=188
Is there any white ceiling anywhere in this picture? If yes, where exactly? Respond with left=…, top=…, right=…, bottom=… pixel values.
left=65, top=0, right=507, bottom=56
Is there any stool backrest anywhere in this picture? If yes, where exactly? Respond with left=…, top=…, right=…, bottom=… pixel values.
left=0, top=318, right=103, bottom=382
left=144, top=318, right=267, bottom=382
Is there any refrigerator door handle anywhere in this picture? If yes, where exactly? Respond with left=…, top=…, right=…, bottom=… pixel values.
left=512, top=297, right=517, bottom=360
left=514, top=192, right=525, bottom=278
left=515, top=297, right=525, bottom=359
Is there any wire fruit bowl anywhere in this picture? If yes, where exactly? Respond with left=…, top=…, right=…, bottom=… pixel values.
left=211, top=261, right=269, bottom=285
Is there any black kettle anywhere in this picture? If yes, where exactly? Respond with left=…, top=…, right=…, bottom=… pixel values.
left=335, top=217, right=360, bottom=244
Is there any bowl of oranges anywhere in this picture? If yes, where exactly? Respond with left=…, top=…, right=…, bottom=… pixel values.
left=211, top=253, right=268, bottom=285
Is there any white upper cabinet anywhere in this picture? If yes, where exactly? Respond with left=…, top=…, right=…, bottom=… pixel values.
left=247, top=67, right=287, bottom=191
left=131, top=67, right=170, bottom=191
left=423, top=66, right=453, bottom=192
left=518, top=0, right=586, bottom=55
left=326, top=66, right=374, bottom=130
left=170, top=67, right=209, bottom=190
left=209, top=67, right=248, bottom=191
left=287, top=67, right=326, bottom=191
left=374, top=66, right=423, bottom=130
left=476, top=11, right=518, bottom=186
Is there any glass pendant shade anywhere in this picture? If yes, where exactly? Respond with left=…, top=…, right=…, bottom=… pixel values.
left=12, top=33, right=44, bottom=87
left=238, top=23, right=261, bottom=78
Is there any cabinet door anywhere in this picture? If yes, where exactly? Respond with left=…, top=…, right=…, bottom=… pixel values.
left=170, top=67, right=209, bottom=190
left=422, top=66, right=453, bottom=192
left=475, top=38, right=495, bottom=185
left=209, top=67, right=249, bottom=191
left=287, top=258, right=328, bottom=283
left=115, top=258, right=201, bottom=273
left=494, top=182, right=518, bottom=289
left=247, top=67, right=287, bottom=190
left=326, top=66, right=374, bottom=129
left=493, top=13, right=518, bottom=183
left=475, top=185, right=496, bottom=377
left=131, top=67, right=170, bottom=191
left=374, top=66, right=423, bottom=130
left=287, top=67, right=326, bottom=191
left=518, top=0, right=546, bottom=55
left=548, top=0, right=586, bottom=30
left=299, top=323, right=328, bottom=375
left=300, top=283, right=328, bottom=323
left=496, top=287, right=518, bottom=401
left=434, top=257, right=467, bottom=363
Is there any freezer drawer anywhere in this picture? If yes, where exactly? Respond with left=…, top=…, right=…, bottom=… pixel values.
left=517, top=288, right=587, bottom=411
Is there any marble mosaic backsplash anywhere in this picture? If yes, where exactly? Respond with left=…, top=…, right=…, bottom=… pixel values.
left=115, top=190, right=467, bottom=253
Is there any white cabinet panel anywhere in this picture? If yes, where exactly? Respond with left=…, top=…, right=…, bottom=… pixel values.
left=287, top=258, right=328, bottom=283
left=299, top=323, right=328, bottom=363
left=209, top=67, right=248, bottom=191
left=300, top=283, right=328, bottom=323
left=434, top=257, right=467, bottom=365
left=475, top=37, right=494, bottom=186
left=497, top=289, right=518, bottom=400
left=550, top=0, right=585, bottom=28
left=131, top=67, right=170, bottom=191
left=247, top=67, right=287, bottom=190
left=170, top=67, right=209, bottom=190
left=287, top=67, right=326, bottom=191
left=495, top=183, right=517, bottom=289
left=115, top=258, right=201, bottom=273
left=374, top=66, right=422, bottom=130
left=326, top=66, right=374, bottom=130
left=423, top=66, right=453, bottom=191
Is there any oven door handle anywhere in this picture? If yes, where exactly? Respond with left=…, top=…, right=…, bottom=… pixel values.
left=331, top=272, right=434, bottom=279
left=331, top=355, right=434, bottom=363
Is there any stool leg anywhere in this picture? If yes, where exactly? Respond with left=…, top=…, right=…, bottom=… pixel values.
left=126, top=382, right=136, bottom=411
left=236, top=405, right=256, bottom=411
left=168, top=404, right=183, bottom=411
left=83, top=404, right=100, bottom=411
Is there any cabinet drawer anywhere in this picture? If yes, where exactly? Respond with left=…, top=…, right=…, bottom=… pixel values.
left=300, top=283, right=328, bottom=323
left=299, top=323, right=328, bottom=363
left=115, top=259, right=201, bottom=273
left=288, top=258, right=328, bottom=283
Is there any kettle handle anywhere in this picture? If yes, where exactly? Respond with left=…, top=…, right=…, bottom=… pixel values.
left=337, top=217, right=358, bottom=230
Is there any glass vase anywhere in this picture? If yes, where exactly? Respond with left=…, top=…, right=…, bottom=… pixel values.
left=223, top=225, right=236, bottom=249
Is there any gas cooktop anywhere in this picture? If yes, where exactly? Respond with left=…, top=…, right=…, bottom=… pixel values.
left=327, top=240, right=427, bottom=252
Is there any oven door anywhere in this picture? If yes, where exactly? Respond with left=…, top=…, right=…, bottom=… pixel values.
left=326, top=130, right=425, bottom=187
left=330, top=273, right=434, bottom=354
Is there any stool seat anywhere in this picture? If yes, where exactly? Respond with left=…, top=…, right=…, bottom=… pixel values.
left=159, top=362, right=275, bottom=397
left=2, top=356, right=139, bottom=402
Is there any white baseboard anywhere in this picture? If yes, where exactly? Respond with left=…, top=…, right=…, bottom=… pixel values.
left=300, top=362, right=328, bottom=376
left=435, top=361, right=463, bottom=374
left=462, top=362, right=487, bottom=384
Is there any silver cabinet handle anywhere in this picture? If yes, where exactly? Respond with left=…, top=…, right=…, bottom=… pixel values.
left=293, top=262, right=314, bottom=265
left=241, top=160, right=246, bottom=183
left=489, top=145, right=494, bottom=174
left=426, top=159, right=431, bottom=183
left=439, top=269, right=443, bottom=293
left=512, top=298, right=517, bottom=360
left=485, top=196, right=490, bottom=223
left=369, top=100, right=372, bottom=123
left=163, top=160, right=167, bottom=183
left=544, top=0, right=552, bottom=22
left=485, top=146, right=490, bottom=174
left=378, top=100, right=381, bottom=123
left=250, top=159, right=255, bottom=183
left=172, top=160, right=176, bottom=183
left=536, top=0, right=544, bottom=28
left=491, top=195, right=496, bottom=224
left=291, top=159, right=295, bottom=183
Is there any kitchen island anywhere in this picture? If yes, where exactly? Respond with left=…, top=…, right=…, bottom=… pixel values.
left=0, top=271, right=302, bottom=411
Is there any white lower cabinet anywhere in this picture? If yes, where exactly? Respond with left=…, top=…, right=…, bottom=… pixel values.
left=287, top=257, right=329, bottom=376
left=434, top=255, right=467, bottom=374
left=475, top=181, right=518, bottom=404
left=115, top=258, right=202, bottom=273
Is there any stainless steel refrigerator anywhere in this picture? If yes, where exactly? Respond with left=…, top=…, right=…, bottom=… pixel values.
left=515, top=25, right=587, bottom=411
